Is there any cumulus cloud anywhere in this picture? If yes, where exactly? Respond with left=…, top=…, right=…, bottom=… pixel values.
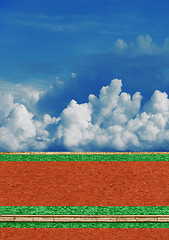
left=2, top=78, right=169, bottom=151
left=112, top=34, right=169, bottom=56
left=56, top=79, right=169, bottom=151
left=0, top=85, right=59, bottom=151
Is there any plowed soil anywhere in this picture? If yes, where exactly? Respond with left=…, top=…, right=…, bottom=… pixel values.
left=0, top=161, right=168, bottom=206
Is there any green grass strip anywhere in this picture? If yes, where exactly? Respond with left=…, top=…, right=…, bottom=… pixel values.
left=1, top=207, right=169, bottom=228
left=0, top=154, right=169, bottom=162
left=0, top=222, right=169, bottom=228
left=1, top=206, right=169, bottom=215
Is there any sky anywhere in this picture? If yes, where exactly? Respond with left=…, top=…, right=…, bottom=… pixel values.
left=1, top=0, right=169, bottom=151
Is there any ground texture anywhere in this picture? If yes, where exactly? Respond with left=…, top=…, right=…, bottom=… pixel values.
left=0, top=154, right=169, bottom=239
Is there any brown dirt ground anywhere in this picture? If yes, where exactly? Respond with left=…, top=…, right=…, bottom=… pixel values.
left=1, top=228, right=169, bottom=240
left=0, top=161, right=169, bottom=206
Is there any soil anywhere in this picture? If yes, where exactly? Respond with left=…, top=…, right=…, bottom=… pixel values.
left=1, top=228, right=169, bottom=240
left=0, top=161, right=168, bottom=206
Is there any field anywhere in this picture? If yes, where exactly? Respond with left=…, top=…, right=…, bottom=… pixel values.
left=0, top=153, right=169, bottom=239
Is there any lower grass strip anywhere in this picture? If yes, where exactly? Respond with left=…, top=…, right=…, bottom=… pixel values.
left=1, top=207, right=169, bottom=228
left=0, top=222, right=169, bottom=228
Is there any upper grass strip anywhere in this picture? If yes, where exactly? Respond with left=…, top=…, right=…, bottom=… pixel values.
left=1, top=206, right=169, bottom=215
left=0, top=154, right=169, bottom=162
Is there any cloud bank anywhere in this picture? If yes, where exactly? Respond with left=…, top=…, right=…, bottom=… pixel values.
left=57, top=79, right=169, bottom=151
left=1, top=78, right=169, bottom=151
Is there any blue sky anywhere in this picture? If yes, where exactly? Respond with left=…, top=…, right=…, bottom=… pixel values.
left=1, top=0, right=169, bottom=151
left=1, top=0, right=169, bottom=83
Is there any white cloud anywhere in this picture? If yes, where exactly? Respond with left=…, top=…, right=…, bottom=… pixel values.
left=136, top=35, right=159, bottom=55
left=0, top=93, right=16, bottom=122
left=112, top=35, right=169, bottom=56
left=56, top=79, right=169, bottom=151
left=0, top=85, right=58, bottom=151
left=1, top=78, right=169, bottom=151
left=143, top=90, right=169, bottom=114
left=57, top=100, right=93, bottom=148
left=113, top=39, right=128, bottom=54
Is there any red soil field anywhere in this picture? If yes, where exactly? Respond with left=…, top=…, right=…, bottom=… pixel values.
left=1, top=228, right=169, bottom=240
left=0, top=161, right=168, bottom=206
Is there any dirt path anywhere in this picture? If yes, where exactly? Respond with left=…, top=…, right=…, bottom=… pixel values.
left=1, top=161, right=168, bottom=206
left=1, top=228, right=169, bottom=240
